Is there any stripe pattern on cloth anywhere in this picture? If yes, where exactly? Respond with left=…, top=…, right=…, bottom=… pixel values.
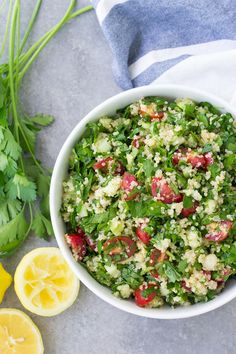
left=92, top=0, right=236, bottom=90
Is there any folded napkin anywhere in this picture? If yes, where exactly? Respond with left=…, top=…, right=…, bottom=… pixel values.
left=92, top=0, right=236, bottom=106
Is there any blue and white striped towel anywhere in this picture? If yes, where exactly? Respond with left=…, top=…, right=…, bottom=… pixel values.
left=92, top=0, right=236, bottom=106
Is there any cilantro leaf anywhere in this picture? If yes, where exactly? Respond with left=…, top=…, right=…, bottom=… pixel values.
left=32, top=212, right=53, bottom=239
left=183, top=196, right=193, bottom=209
left=30, top=114, right=54, bottom=126
left=4, top=130, right=21, bottom=160
left=6, top=173, right=36, bottom=202
left=0, top=209, right=27, bottom=256
left=0, top=199, right=22, bottom=226
left=37, top=174, right=50, bottom=198
left=0, top=152, right=8, bottom=171
left=143, top=160, right=155, bottom=178
left=126, top=199, right=166, bottom=218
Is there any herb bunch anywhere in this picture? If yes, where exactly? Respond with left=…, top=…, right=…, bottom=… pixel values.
left=0, top=0, right=92, bottom=257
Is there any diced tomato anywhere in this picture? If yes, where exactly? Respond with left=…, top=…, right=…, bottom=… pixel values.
left=121, top=172, right=139, bottom=200
left=202, top=270, right=211, bottom=281
left=134, top=283, right=158, bottom=307
left=150, top=111, right=164, bottom=121
left=149, top=248, right=166, bottom=266
left=132, top=136, right=143, bottom=148
left=76, top=226, right=96, bottom=251
left=181, top=280, right=191, bottom=292
left=150, top=270, right=159, bottom=280
left=103, top=236, right=137, bottom=262
left=139, top=105, right=164, bottom=121
left=114, top=161, right=125, bottom=176
left=94, top=157, right=125, bottom=176
left=215, top=268, right=232, bottom=282
left=93, top=157, right=113, bottom=171
left=151, top=177, right=183, bottom=204
left=181, top=201, right=199, bottom=217
left=136, top=227, right=151, bottom=245
left=204, top=152, right=214, bottom=166
left=187, top=153, right=206, bottom=168
left=65, top=233, right=86, bottom=261
left=205, top=220, right=233, bottom=242
left=173, top=149, right=214, bottom=169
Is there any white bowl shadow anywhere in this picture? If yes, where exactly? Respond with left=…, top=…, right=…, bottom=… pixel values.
left=50, top=84, right=236, bottom=319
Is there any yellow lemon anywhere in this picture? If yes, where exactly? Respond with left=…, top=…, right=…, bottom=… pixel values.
left=14, top=247, right=80, bottom=317
left=0, top=263, right=12, bottom=304
left=0, top=308, right=44, bottom=353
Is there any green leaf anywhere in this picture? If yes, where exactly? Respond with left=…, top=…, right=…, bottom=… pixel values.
left=127, top=199, right=166, bottom=218
left=198, top=114, right=208, bottom=127
left=30, top=114, right=54, bottom=126
left=227, top=143, right=236, bottom=153
left=163, top=262, right=181, bottom=282
left=0, top=199, right=22, bottom=226
left=6, top=173, right=37, bottom=202
left=143, top=159, right=154, bottom=178
left=19, top=120, right=36, bottom=153
left=4, top=129, right=21, bottom=160
left=202, top=144, right=212, bottom=153
left=37, top=174, right=50, bottom=197
left=32, top=212, right=53, bottom=239
left=121, top=266, right=143, bottom=289
left=177, top=259, right=188, bottom=273
left=0, top=209, right=28, bottom=255
left=183, top=195, right=193, bottom=209
left=0, top=152, right=8, bottom=171
left=208, top=163, right=221, bottom=178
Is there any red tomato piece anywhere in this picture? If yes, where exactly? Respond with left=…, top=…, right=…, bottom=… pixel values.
left=181, top=280, right=192, bottom=292
left=139, top=105, right=164, bottom=121
left=151, top=177, right=183, bottom=204
left=121, top=172, right=139, bottom=200
left=202, top=270, right=211, bottom=281
left=103, top=236, right=137, bottom=262
left=205, top=220, right=233, bottom=242
left=204, top=152, right=214, bottom=166
left=114, top=161, right=125, bottom=176
left=187, top=153, right=206, bottom=168
left=76, top=226, right=96, bottom=251
left=93, top=157, right=113, bottom=171
left=149, top=248, right=166, bottom=266
left=150, top=270, right=159, bottom=280
left=215, top=268, right=232, bottom=282
left=173, top=149, right=214, bottom=169
left=94, top=157, right=125, bottom=176
left=136, top=227, right=151, bottom=245
left=134, top=283, right=158, bottom=307
left=181, top=201, right=199, bottom=217
left=65, top=233, right=86, bottom=261
left=150, top=111, right=164, bottom=121
left=132, top=136, right=143, bottom=148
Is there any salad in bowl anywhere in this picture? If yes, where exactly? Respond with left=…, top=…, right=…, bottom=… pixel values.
left=50, top=85, right=236, bottom=318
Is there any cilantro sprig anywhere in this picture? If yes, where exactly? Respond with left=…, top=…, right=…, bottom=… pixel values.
left=0, top=0, right=92, bottom=256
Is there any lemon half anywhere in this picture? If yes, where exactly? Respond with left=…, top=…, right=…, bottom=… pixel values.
left=0, top=308, right=44, bottom=353
left=14, top=247, right=80, bottom=317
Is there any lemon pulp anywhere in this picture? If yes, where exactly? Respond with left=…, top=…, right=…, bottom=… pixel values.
left=14, top=247, right=80, bottom=317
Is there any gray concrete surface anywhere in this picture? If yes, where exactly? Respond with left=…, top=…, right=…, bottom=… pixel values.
left=1, top=1, right=236, bottom=353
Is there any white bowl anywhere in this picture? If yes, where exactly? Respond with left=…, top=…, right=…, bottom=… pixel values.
left=50, top=84, right=236, bottom=319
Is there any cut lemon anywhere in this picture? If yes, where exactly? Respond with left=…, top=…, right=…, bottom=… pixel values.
left=14, top=247, right=80, bottom=317
left=0, top=263, right=12, bottom=304
left=0, top=308, right=44, bottom=353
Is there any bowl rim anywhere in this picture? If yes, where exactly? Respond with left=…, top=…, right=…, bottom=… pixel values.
left=50, top=84, right=236, bottom=319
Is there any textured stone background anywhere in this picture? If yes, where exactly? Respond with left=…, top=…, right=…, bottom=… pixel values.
left=1, top=1, right=236, bottom=353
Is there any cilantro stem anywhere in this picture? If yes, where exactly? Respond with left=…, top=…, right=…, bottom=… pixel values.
left=19, top=0, right=42, bottom=55
left=0, top=0, right=13, bottom=60
left=17, top=3, right=93, bottom=82
left=17, top=0, right=77, bottom=83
